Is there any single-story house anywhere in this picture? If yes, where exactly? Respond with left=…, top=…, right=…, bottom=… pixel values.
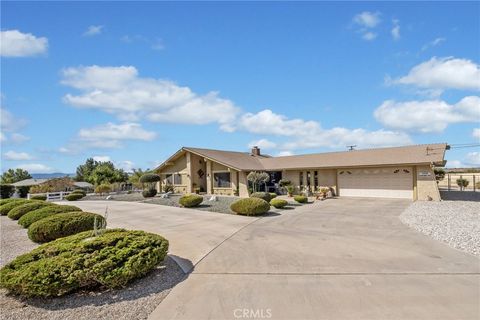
left=154, top=143, right=448, bottom=201
left=12, top=178, right=94, bottom=190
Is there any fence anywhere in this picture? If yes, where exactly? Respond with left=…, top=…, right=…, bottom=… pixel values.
left=437, top=173, right=479, bottom=192
left=27, top=191, right=72, bottom=201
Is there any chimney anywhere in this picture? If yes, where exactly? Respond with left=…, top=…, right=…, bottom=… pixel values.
left=251, top=146, right=261, bottom=156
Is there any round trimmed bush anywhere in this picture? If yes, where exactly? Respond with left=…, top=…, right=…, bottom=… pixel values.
left=179, top=194, right=203, bottom=207
left=230, top=197, right=270, bottom=216
left=28, top=211, right=106, bottom=243
left=0, top=199, right=31, bottom=215
left=30, top=195, right=47, bottom=201
left=139, top=173, right=161, bottom=183
left=65, top=193, right=84, bottom=201
left=18, top=205, right=82, bottom=228
left=0, top=229, right=169, bottom=297
left=269, top=193, right=277, bottom=199
left=294, top=195, right=308, bottom=203
left=7, top=201, right=54, bottom=220
left=71, top=189, right=87, bottom=197
left=142, top=188, right=157, bottom=198
left=270, top=198, right=288, bottom=209
left=250, top=192, right=271, bottom=202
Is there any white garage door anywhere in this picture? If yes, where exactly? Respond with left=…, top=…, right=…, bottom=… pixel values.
left=338, top=167, right=413, bottom=199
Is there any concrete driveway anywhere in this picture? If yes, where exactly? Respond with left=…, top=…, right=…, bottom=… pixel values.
left=61, top=200, right=256, bottom=272
left=148, top=198, right=479, bottom=320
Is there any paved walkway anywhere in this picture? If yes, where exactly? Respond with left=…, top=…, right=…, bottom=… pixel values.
left=146, top=198, right=479, bottom=320
left=61, top=200, right=255, bottom=272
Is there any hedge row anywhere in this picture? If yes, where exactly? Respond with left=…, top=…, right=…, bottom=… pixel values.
left=7, top=202, right=53, bottom=220
left=18, top=205, right=82, bottom=228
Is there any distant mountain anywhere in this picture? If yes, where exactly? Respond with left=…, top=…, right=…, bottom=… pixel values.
left=30, top=173, right=75, bottom=179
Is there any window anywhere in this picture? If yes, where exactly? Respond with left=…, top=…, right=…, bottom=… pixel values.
left=214, top=172, right=231, bottom=188
left=165, top=174, right=173, bottom=185
left=174, top=174, right=182, bottom=185
left=314, top=171, right=318, bottom=188
left=299, top=172, right=304, bottom=187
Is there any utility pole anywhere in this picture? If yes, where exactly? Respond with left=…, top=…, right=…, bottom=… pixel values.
left=347, top=145, right=357, bottom=151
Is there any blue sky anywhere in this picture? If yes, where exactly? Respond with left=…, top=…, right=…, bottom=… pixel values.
left=1, top=1, right=479, bottom=173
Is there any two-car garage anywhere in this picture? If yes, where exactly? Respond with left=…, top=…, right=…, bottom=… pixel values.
left=337, top=167, right=413, bottom=199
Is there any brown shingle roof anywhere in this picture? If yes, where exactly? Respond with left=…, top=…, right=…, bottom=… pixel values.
left=157, top=143, right=448, bottom=172
left=259, top=143, right=448, bottom=170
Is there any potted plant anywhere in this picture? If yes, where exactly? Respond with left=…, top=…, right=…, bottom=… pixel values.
left=286, top=185, right=294, bottom=197
left=320, top=187, right=329, bottom=200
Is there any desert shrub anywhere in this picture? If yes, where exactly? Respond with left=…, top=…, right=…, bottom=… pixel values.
left=7, top=201, right=53, bottom=220
left=456, top=178, right=469, bottom=191
left=286, top=185, right=295, bottom=196
left=0, top=229, right=169, bottom=297
left=294, top=195, right=308, bottom=203
left=0, top=199, right=31, bottom=215
left=71, top=189, right=87, bottom=197
left=269, top=193, right=277, bottom=199
left=139, top=173, right=161, bottom=183
left=16, top=186, right=31, bottom=198
left=30, top=195, right=47, bottom=201
left=179, top=194, right=203, bottom=207
left=250, top=192, right=271, bottom=202
left=65, top=193, right=84, bottom=201
left=0, top=184, right=15, bottom=199
left=230, top=197, right=270, bottom=216
left=28, top=212, right=105, bottom=243
left=163, top=184, right=174, bottom=193
left=18, top=205, right=82, bottom=228
left=142, top=188, right=157, bottom=198
left=95, top=184, right=111, bottom=194
left=270, top=198, right=288, bottom=209
left=279, top=179, right=291, bottom=187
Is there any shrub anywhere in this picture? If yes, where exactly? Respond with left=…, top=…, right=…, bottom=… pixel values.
left=286, top=185, right=295, bottom=196
left=0, top=198, right=24, bottom=206
left=7, top=202, right=53, bottom=220
left=18, top=205, right=82, bottom=228
left=142, top=188, right=157, bottom=198
left=30, top=195, right=47, bottom=201
left=95, top=184, right=111, bottom=194
left=294, top=195, right=308, bottom=203
left=0, top=199, right=30, bottom=215
left=456, top=178, right=469, bottom=191
left=230, top=197, right=270, bottom=216
left=71, top=189, right=87, bottom=197
left=179, top=194, right=203, bottom=207
left=0, top=229, right=169, bottom=297
left=16, top=186, right=31, bottom=198
left=65, top=193, right=84, bottom=201
left=139, top=173, right=161, bottom=183
left=269, top=193, right=277, bottom=199
left=28, top=212, right=105, bottom=243
left=279, top=179, right=291, bottom=187
left=250, top=192, right=271, bottom=202
left=0, top=184, right=15, bottom=199
left=270, top=198, right=288, bottom=209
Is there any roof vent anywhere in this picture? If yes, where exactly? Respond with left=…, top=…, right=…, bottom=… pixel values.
left=251, top=146, right=261, bottom=156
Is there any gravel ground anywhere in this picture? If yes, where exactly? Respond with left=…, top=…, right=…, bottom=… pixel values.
left=400, top=200, right=480, bottom=256
left=0, top=216, right=186, bottom=320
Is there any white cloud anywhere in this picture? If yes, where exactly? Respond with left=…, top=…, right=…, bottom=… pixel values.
left=0, top=132, right=5, bottom=142
left=391, top=57, right=480, bottom=92
left=391, top=19, right=400, bottom=40
left=10, top=133, right=30, bottom=143
left=421, top=37, right=446, bottom=52
left=445, top=160, right=465, bottom=168
left=3, top=150, right=33, bottom=161
left=277, top=151, right=294, bottom=157
left=116, top=160, right=135, bottom=172
left=248, top=139, right=277, bottom=150
left=83, top=25, right=103, bottom=36
left=374, top=96, right=480, bottom=133
left=0, top=108, right=29, bottom=144
left=465, top=152, right=480, bottom=166
left=61, top=65, right=239, bottom=130
left=93, top=155, right=111, bottom=162
left=362, top=32, right=377, bottom=41
left=60, top=122, right=156, bottom=154
left=0, top=30, right=48, bottom=57
left=353, top=11, right=381, bottom=28
left=473, top=128, right=480, bottom=140
left=14, top=163, right=54, bottom=173
left=236, top=109, right=411, bottom=150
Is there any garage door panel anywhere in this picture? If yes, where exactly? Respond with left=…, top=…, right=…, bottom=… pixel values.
left=338, top=167, right=413, bottom=199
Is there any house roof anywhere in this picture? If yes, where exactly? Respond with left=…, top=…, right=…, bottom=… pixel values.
left=11, top=178, right=49, bottom=187
left=73, top=181, right=94, bottom=188
left=156, top=143, right=448, bottom=172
